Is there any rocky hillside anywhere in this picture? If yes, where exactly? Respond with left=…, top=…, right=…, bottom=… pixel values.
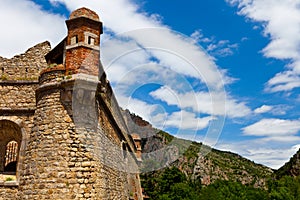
left=121, top=109, right=273, bottom=188
left=275, top=148, right=300, bottom=178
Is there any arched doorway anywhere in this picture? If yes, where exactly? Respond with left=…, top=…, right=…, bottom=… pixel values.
left=0, top=120, right=22, bottom=175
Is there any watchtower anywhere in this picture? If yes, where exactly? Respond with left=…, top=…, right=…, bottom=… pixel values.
left=65, top=8, right=103, bottom=76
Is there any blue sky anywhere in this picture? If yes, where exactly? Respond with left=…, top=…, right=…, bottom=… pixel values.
left=0, top=0, right=300, bottom=169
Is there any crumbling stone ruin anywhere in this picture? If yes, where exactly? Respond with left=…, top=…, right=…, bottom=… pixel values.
left=0, top=7, right=143, bottom=200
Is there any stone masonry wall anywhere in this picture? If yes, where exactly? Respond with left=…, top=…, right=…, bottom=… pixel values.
left=97, top=85, right=143, bottom=199
left=70, top=77, right=134, bottom=199
left=0, top=115, right=34, bottom=199
left=0, top=83, right=38, bottom=110
left=0, top=7, right=143, bottom=199
left=0, top=42, right=50, bottom=81
left=19, top=85, right=76, bottom=199
left=0, top=186, right=18, bottom=200
left=18, top=71, right=135, bottom=199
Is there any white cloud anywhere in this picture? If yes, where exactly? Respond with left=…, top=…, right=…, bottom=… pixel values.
left=243, top=118, right=300, bottom=137
left=191, top=30, right=239, bottom=58
left=265, top=70, right=300, bottom=92
left=0, top=0, right=66, bottom=58
left=116, top=94, right=158, bottom=125
left=254, top=105, right=273, bottom=114
left=226, top=0, right=300, bottom=92
left=0, top=0, right=232, bottom=131
left=156, top=110, right=214, bottom=130
left=50, top=0, right=229, bottom=91
left=254, top=104, right=291, bottom=115
left=116, top=93, right=214, bottom=131
left=217, top=141, right=300, bottom=169
left=150, top=86, right=251, bottom=118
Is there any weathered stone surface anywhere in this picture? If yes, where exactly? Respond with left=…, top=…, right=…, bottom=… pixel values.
left=0, top=186, right=18, bottom=200
left=0, top=41, right=50, bottom=81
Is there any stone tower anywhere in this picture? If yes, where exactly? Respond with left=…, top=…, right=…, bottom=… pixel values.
left=0, top=7, right=143, bottom=200
left=65, top=8, right=102, bottom=76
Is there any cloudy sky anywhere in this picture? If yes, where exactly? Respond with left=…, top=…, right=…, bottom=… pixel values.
left=1, top=0, right=300, bottom=169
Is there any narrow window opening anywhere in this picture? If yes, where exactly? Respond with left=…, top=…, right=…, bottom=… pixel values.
left=70, top=35, right=78, bottom=45
left=1, top=67, right=4, bottom=73
left=122, top=142, right=127, bottom=160
left=88, top=36, right=95, bottom=45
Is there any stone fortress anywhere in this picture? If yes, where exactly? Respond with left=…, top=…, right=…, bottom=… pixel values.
left=0, top=7, right=143, bottom=199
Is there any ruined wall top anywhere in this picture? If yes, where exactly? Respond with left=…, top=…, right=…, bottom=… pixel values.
left=69, top=7, right=100, bottom=22
left=0, top=41, right=51, bottom=81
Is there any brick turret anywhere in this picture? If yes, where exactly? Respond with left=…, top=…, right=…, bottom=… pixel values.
left=65, top=7, right=103, bottom=76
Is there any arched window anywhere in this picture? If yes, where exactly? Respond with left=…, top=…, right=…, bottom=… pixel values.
left=4, top=141, right=18, bottom=173
left=0, top=120, right=22, bottom=176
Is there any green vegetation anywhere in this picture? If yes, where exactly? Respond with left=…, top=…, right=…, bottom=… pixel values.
left=65, top=75, right=72, bottom=79
left=15, top=76, right=38, bottom=81
left=157, top=131, right=174, bottom=145
left=207, top=148, right=272, bottom=180
left=182, top=141, right=202, bottom=160
left=5, top=177, right=14, bottom=182
left=142, top=168, right=300, bottom=199
left=125, top=110, right=300, bottom=199
left=142, top=167, right=199, bottom=200
left=268, top=176, right=300, bottom=200
left=47, top=63, right=57, bottom=68
left=0, top=73, right=8, bottom=80
left=157, top=131, right=272, bottom=183
left=275, top=148, right=300, bottom=179
left=67, top=70, right=73, bottom=75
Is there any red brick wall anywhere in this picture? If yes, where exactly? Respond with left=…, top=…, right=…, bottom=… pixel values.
left=66, top=20, right=101, bottom=46
left=65, top=17, right=102, bottom=76
left=65, top=48, right=100, bottom=76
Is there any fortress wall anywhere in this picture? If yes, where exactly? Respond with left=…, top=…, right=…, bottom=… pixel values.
left=18, top=75, right=130, bottom=199
left=0, top=7, right=143, bottom=199
left=0, top=83, right=37, bottom=110
left=98, top=81, right=137, bottom=155
left=97, top=88, right=143, bottom=199
left=0, top=186, right=18, bottom=199
left=70, top=79, right=131, bottom=199
left=0, top=42, right=50, bottom=81
left=0, top=115, right=33, bottom=184
left=20, top=87, right=96, bottom=199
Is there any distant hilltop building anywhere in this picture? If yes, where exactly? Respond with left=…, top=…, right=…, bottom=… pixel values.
left=0, top=7, right=143, bottom=199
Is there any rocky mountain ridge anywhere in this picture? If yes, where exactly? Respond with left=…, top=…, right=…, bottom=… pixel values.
left=275, top=148, right=300, bottom=178
left=121, top=109, right=274, bottom=187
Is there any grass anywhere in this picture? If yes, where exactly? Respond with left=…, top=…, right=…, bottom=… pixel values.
left=1, top=74, right=8, bottom=80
